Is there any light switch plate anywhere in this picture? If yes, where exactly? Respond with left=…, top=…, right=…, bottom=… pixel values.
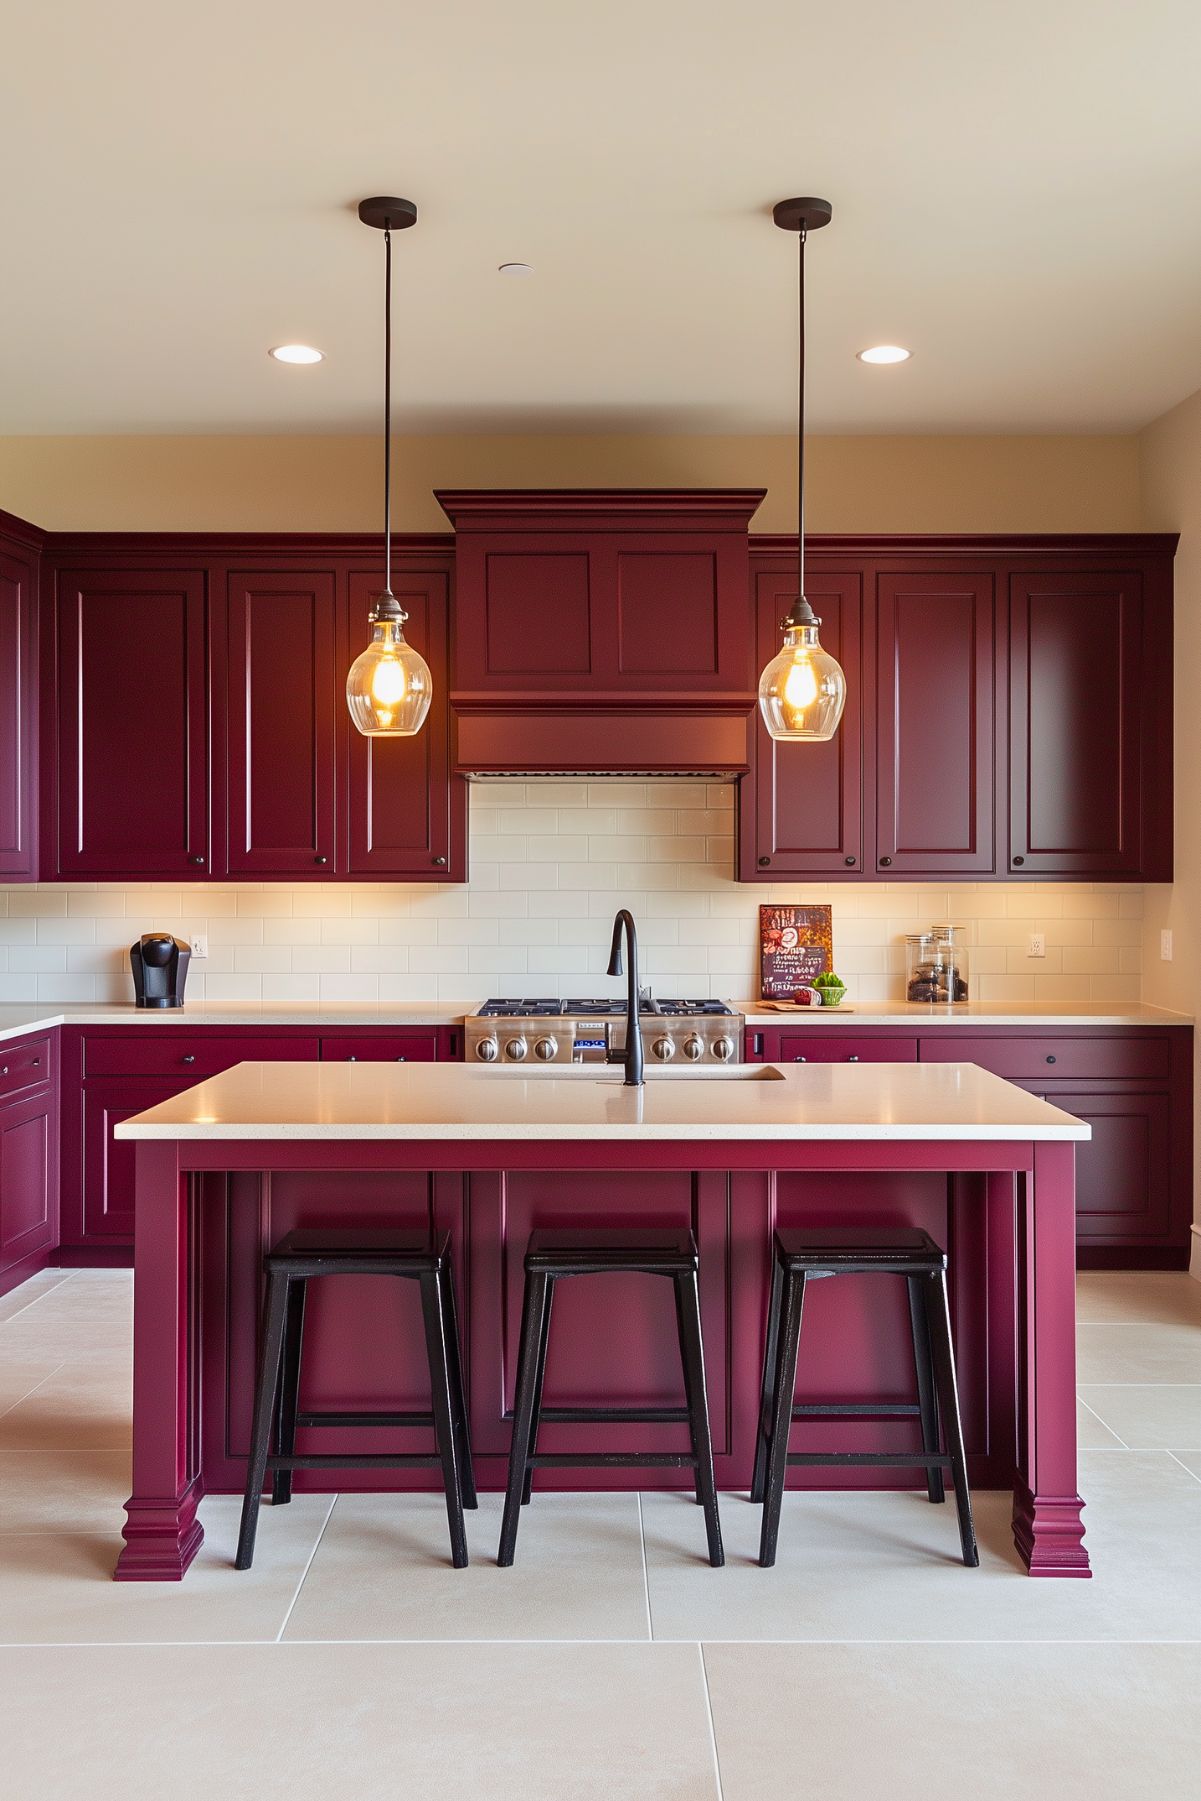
left=1028, top=933, right=1046, bottom=958
left=1161, top=929, right=1174, bottom=961
left=189, top=931, right=209, bottom=960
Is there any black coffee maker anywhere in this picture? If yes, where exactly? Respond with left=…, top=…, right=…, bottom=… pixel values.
left=130, top=933, right=191, bottom=1009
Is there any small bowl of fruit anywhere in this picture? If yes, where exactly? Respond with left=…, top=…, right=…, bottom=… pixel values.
left=814, top=971, right=848, bottom=1008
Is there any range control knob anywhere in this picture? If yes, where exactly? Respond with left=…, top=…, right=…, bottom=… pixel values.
left=713, top=1036, right=735, bottom=1062
left=652, top=1036, right=676, bottom=1062
left=683, top=1034, right=704, bottom=1062
left=504, top=1036, right=529, bottom=1062
left=476, top=1036, right=499, bottom=1062
left=533, top=1037, right=558, bottom=1061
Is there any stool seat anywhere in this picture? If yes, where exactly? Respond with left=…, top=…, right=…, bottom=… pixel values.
left=268, top=1228, right=446, bottom=1272
left=774, top=1226, right=946, bottom=1273
left=524, top=1227, right=698, bottom=1274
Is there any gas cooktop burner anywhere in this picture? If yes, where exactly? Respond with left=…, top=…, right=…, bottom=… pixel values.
left=477, top=997, right=736, bottom=1018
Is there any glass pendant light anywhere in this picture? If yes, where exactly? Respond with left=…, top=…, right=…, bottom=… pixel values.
left=346, top=196, right=433, bottom=737
left=757, top=198, right=847, bottom=744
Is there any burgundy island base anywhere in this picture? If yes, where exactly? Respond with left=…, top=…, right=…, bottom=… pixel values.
left=112, top=1059, right=1092, bottom=1582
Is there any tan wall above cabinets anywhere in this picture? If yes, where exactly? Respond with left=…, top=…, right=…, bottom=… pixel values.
left=0, top=432, right=1142, bottom=535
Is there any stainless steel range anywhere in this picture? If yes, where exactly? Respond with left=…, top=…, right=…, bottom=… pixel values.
left=465, top=998, right=744, bottom=1067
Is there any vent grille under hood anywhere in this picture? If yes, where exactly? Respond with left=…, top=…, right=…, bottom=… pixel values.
left=439, top=487, right=765, bottom=778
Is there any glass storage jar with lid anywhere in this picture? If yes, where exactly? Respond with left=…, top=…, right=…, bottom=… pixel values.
left=905, top=925, right=969, bottom=1004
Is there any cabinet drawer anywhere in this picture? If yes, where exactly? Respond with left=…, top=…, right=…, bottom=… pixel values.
left=83, top=1034, right=320, bottom=1078
left=0, top=1035, right=53, bottom=1102
left=319, top=1034, right=438, bottom=1062
left=778, top=1034, right=918, bottom=1064
left=918, top=1035, right=1169, bottom=1082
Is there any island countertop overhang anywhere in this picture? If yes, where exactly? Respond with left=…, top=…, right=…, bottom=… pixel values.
left=113, top=1059, right=1090, bottom=1143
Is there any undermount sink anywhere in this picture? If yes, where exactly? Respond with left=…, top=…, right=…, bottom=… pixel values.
left=492, top=1064, right=786, bottom=1082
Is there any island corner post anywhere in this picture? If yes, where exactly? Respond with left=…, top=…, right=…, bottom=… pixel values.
left=114, top=1130, right=1089, bottom=1582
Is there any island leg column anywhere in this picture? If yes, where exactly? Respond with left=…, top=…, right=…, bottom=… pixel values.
left=1012, top=1140, right=1091, bottom=1578
left=114, top=1141, right=205, bottom=1581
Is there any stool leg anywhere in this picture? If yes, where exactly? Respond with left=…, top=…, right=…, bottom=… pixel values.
left=674, top=1270, right=724, bottom=1568
left=236, top=1268, right=291, bottom=1571
left=751, top=1251, right=786, bottom=1504
left=498, top=1270, right=550, bottom=1567
left=522, top=1275, right=555, bottom=1505
left=758, top=1270, right=806, bottom=1569
left=418, top=1271, right=469, bottom=1569
left=271, top=1277, right=307, bottom=1506
left=672, top=1276, right=703, bottom=1503
left=438, top=1260, right=477, bottom=1510
left=924, top=1271, right=979, bottom=1569
left=907, top=1274, right=945, bottom=1505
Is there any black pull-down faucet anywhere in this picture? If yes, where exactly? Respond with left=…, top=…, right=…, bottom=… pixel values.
left=606, top=909, right=645, bottom=1088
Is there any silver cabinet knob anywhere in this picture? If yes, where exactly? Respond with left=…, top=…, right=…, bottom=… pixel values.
left=476, top=1037, right=499, bottom=1062
left=714, top=1036, right=735, bottom=1061
left=847, top=1054, right=860, bottom=1062
left=652, top=1036, right=675, bottom=1062
left=683, top=1034, right=704, bottom=1061
left=504, top=1037, right=529, bottom=1062
left=533, top=1037, right=557, bottom=1061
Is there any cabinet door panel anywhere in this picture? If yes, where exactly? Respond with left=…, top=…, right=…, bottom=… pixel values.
left=53, top=569, right=209, bottom=877
left=875, top=571, right=997, bottom=874
left=779, top=1034, right=917, bottom=1064
left=0, top=1097, right=55, bottom=1273
left=1009, top=571, right=1144, bottom=876
left=1050, top=1089, right=1171, bottom=1243
left=344, top=566, right=464, bottom=878
left=741, top=566, right=864, bottom=877
left=0, top=544, right=37, bottom=878
left=225, top=570, right=337, bottom=875
left=81, top=1077, right=193, bottom=1242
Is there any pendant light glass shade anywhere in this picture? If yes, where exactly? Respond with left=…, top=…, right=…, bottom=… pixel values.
left=758, top=618, right=847, bottom=741
left=758, top=197, right=847, bottom=744
left=346, top=611, right=432, bottom=736
left=348, top=196, right=429, bottom=738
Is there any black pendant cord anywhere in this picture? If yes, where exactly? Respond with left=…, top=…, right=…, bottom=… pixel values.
left=796, top=225, right=806, bottom=613
left=383, top=224, right=393, bottom=602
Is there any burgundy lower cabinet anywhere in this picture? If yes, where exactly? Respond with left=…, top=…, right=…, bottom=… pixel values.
left=0, top=1034, right=58, bottom=1297
left=747, top=1024, right=1193, bottom=1268
left=57, top=1025, right=459, bottom=1254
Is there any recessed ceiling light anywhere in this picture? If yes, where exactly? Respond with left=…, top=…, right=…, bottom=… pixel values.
left=498, top=262, right=533, bottom=277
left=857, top=344, right=911, bottom=364
left=268, top=343, right=324, bottom=364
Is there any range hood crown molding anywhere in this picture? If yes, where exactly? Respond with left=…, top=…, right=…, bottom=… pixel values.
left=436, top=487, right=767, bottom=533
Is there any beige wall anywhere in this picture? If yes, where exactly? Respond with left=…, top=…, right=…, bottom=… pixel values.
left=1139, top=387, right=1201, bottom=1254
left=0, top=432, right=1142, bottom=535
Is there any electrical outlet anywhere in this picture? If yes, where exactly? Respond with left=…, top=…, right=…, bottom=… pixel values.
left=1028, top=933, right=1046, bottom=958
left=189, top=931, right=209, bottom=960
left=1161, top=929, right=1174, bottom=962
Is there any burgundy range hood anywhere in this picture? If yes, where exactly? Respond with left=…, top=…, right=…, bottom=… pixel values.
left=438, top=489, right=765, bottom=776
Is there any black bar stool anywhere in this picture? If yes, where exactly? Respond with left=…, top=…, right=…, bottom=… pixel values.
left=498, top=1228, right=724, bottom=1568
left=752, top=1226, right=978, bottom=1570
left=236, top=1228, right=476, bottom=1571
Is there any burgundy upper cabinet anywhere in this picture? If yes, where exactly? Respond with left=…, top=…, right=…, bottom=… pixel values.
left=223, top=569, right=338, bottom=876
left=874, top=570, right=998, bottom=876
left=342, top=561, right=466, bottom=879
left=738, top=561, right=865, bottom=878
left=47, top=568, right=210, bottom=879
left=439, top=490, right=762, bottom=775
left=1008, top=565, right=1171, bottom=879
left=0, top=519, right=40, bottom=881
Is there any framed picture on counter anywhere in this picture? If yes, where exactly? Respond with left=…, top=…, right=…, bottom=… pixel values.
left=759, top=904, right=833, bottom=1001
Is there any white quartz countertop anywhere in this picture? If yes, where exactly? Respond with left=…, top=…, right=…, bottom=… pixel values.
left=0, top=997, right=1190, bottom=1047
left=114, top=1059, right=1090, bottom=1143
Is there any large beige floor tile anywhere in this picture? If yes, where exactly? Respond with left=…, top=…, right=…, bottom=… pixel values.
left=1076, top=1271, right=1201, bottom=1326
left=705, top=1643, right=1201, bottom=1801
left=643, top=1452, right=1201, bottom=1641
left=1170, top=1450, right=1201, bottom=1481
left=1076, top=1321, right=1201, bottom=1383
left=1078, top=1385, right=1201, bottom=1449
left=0, top=1495, right=333, bottom=1645
left=0, top=1361, right=131, bottom=1449
left=1076, top=1396, right=1124, bottom=1447
left=0, top=1448, right=130, bottom=1534
left=0, top=1360, right=62, bottom=1417
left=0, top=1642, right=718, bottom=1800
left=284, top=1491, right=651, bottom=1641
left=0, top=1269, right=75, bottom=1325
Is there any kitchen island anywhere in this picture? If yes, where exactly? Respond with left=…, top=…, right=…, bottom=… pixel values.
left=113, top=1060, right=1091, bottom=1581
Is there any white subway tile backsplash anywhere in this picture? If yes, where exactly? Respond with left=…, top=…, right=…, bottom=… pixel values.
left=0, top=781, right=1143, bottom=1004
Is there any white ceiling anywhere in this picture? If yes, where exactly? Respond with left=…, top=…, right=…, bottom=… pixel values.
left=4, top=0, right=1201, bottom=436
